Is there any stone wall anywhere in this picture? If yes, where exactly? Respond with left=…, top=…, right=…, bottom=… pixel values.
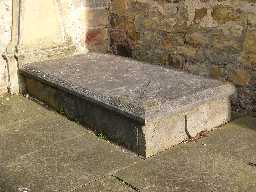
left=109, top=0, right=256, bottom=113
left=85, top=0, right=110, bottom=53
left=0, top=0, right=12, bottom=94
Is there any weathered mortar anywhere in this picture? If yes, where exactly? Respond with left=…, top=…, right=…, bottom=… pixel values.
left=0, top=0, right=11, bottom=94
left=109, top=0, right=256, bottom=113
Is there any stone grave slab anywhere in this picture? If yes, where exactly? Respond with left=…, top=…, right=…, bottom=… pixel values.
left=19, top=53, right=235, bottom=157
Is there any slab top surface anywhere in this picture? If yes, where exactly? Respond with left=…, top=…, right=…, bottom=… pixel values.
left=20, top=53, right=235, bottom=122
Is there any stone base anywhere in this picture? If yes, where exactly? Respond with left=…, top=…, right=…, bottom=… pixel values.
left=141, top=97, right=231, bottom=157
left=19, top=53, right=235, bottom=158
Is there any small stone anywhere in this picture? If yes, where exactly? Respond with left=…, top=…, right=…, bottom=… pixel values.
left=229, top=69, right=251, bottom=86
left=212, top=5, right=240, bottom=24
left=194, top=8, right=208, bottom=23
left=18, top=187, right=31, bottom=192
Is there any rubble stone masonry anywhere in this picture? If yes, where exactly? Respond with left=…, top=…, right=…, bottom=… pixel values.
left=0, top=0, right=255, bottom=113
left=109, top=0, right=256, bottom=113
left=84, top=0, right=110, bottom=53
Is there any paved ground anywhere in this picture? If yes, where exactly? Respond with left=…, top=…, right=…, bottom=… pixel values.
left=0, top=95, right=256, bottom=192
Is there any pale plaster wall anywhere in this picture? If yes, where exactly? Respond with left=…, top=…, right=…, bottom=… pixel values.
left=0, top=0, right=12, bottom=94
left=19, top=0, right=65, bottom=49
left=0, top=0, right=89, bottom=95
left=60, top=0, right=87, bottom=53
left=16, top=0, right=90, bottom=65
left=19, top=0, right=87, bottom=52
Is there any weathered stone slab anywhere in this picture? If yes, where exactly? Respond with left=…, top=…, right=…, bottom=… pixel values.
left=19, top=53, right=235, bottom=157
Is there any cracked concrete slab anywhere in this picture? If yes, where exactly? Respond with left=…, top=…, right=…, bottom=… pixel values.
left=1, top=95, right=256, bottom=192
left=114, top=117, right=256, bottom=192
left=0, top=135, right=139, bottom=192
left=0, top=96, right=140, bottom=192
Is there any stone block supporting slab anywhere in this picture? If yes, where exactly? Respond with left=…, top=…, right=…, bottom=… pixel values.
left=141, top=97, right=231, bottom=157
left=19, top=53, right=235, bottom=157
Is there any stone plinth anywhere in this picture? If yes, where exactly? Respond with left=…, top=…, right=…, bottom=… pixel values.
left=19, top=53, right=235, bottom=157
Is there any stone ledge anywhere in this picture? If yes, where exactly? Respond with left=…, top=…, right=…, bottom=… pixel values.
left=20, top=53, right=235, bottom=122
left=17, top=43, right=76, bottom=65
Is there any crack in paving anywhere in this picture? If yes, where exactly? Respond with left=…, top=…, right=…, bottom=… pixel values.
left=68, top=176, right=105, bottom=192
left=107, top=160, right=141, bottom=176
left=248, top=162, right=256, bottom=167
left=69, top=160, right=141, bottom=192
left=112, top=175, right=141, bottom=192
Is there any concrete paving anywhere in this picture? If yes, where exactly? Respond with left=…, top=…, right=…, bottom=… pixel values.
left=0, top=95, right=256, bottom=192
left=0, top=95, right=140, bottom=192
left=114, top=116, right=256, bottom=192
